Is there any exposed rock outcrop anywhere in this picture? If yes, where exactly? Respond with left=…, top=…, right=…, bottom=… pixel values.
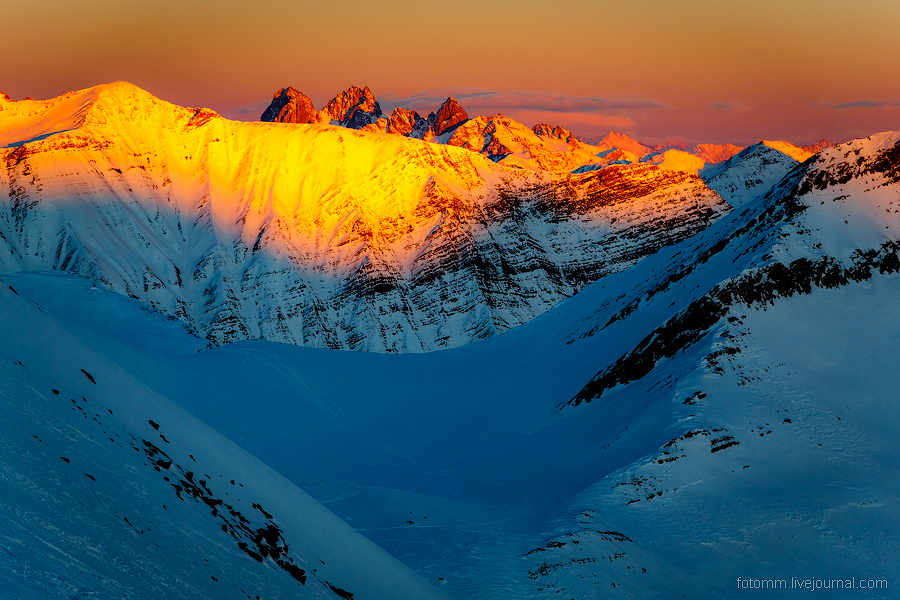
left=387, top=107, right=429, bottom=137
left=427, top=97, right=468, bottom=137
left=260, top=87, right=317, bottom=124
left=324, top=85, right=383, bottom=129
left=532, top=124, right=577, bottom=144
left=800, top=139, right=833, bottom=154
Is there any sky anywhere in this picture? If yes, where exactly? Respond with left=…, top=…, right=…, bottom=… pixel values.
left=3, top=0, right=900, bottom=146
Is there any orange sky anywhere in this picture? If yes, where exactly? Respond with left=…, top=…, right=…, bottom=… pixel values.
left=4, top=0, right=900, bottom=145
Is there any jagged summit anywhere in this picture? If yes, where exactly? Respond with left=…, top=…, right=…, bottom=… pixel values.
left=801, top=139, right=833, bottom=154
left=323, top=85, right=383, bottom=128
left=261, top=86, right=317, bottom=124
left=387, top=107, right=428, bottom=137
left=532, top=123, right=577, bottom=144
left=429, top=96, right=468, bottom=136
left=260, top=85, right=469, bottom=140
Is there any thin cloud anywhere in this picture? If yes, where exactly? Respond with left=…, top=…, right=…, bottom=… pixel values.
left=833, top=100, right=900, bottom=109
left=223, top=100, right=272, bottom=122
left=711, top=100, right=750, bottom=113
left=380, top=89, right=670, bottom=115
left=510, top=109, right=636, bottom=131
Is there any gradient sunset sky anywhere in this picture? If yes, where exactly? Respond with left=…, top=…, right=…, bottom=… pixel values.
left=4, top=0, right=900, bottom=146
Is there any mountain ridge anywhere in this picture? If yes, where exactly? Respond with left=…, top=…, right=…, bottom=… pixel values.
left=1, top=82, right=729, bottom=353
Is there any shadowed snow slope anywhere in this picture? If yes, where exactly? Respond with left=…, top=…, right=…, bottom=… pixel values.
left=0, top=82, right=728, bottom=353
left=5, top=131, right=900, bottom=599
left=0, top=281, right=447, bottom=600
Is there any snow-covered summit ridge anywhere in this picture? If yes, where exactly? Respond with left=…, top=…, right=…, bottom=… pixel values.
left=1, top=82, right=143, bottom=147
left=1, top=82, right=729, bottom=353
left=700, top=140, right=815, bottom=208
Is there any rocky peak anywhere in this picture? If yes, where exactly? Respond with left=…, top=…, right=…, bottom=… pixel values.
left=483, top=135, right=513, bottom=162
left=428, top=97, right=468, bottom=136
left=470, top=120, right=513, bottom=161
left=260, top=87, right=317, bottom=124
left=532, top=123, right=576, bottom=143
left=388, top=107, right=428, bottom=137
left=532, top=123, right=554, bottom=137
left=324, top=85, right=383, bottom=129
left=801, top=139, right=833, bottom=154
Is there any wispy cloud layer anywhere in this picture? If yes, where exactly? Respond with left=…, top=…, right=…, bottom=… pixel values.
left=833, top=100, right=900, bottom=110
left=711, top=100, right=750, bottom=113
left=811, top=98, right=900, bottom=111
left=224, top=100, right=272, bottom=122
left=381, top=89, right=669, bottom=115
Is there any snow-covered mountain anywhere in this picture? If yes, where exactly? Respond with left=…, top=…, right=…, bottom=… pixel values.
left=641, top=148, right=707, bottom=175
left=521, top=128, right=900, bottom=599
left=4, top=127, right=898, bottom=599
left=690, top=142, right=745, bottom=164
left=700, top=140, right=814, bottom=207
left=0, top=82, right=728, bottom=352
left=579, top=131, right=657, bottom=159
left=439, top=115, right=603, bottom=172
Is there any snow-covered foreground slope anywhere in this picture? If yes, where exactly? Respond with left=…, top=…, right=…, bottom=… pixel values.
left=0, top=82, right=728, bottom=353
left=0, top=281, right=448, bottom=600
left=6, top=131, right=899, bottom=598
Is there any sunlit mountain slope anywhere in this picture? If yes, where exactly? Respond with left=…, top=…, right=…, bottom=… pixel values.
left=0, top=82, right=728, bottom=352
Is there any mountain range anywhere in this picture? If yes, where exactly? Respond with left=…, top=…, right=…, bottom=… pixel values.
left=261, top=84, right=833, bottom=176
left=0, top=82, right=727, bottom=352
left=1, top=82, right=896, bottom=599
